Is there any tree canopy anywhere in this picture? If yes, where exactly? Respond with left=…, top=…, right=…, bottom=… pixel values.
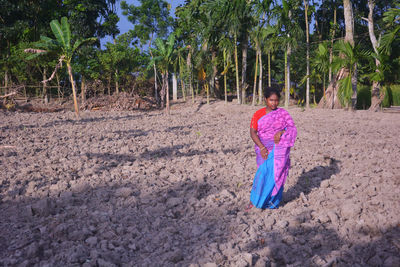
left=1, top=0, right=399, bottom=110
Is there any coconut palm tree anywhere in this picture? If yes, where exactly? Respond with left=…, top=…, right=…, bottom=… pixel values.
left=25, top=17, right=96, bottom=117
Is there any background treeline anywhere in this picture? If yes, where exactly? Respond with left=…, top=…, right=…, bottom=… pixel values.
left=1, top=0, right=399, bottom=111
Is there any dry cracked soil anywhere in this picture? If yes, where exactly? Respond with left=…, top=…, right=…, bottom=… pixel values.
left=1, top=100, right=399, bottom=267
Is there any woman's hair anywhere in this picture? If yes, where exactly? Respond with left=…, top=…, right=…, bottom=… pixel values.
left=264, top=86, right=281, bottom=99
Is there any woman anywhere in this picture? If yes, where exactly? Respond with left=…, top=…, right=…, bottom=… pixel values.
left=249, top=87, right=297, bottom=209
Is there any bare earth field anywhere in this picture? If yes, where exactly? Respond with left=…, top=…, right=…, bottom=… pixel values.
left=1, top=100, right=399, bottom=266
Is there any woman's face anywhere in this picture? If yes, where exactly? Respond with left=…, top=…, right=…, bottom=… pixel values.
left=265, top=94, right=279, bottom=110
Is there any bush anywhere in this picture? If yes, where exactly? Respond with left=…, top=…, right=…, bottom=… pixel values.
left=382, top=85, right=400, bottom=107
left=356, top=85, right=371, bottom=110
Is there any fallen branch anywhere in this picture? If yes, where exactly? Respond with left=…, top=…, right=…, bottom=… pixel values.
left=0, top=91, right=17, bottom=99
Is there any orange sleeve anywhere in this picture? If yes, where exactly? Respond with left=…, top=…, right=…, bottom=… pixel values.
left=250, top=108, right=266, bottom=131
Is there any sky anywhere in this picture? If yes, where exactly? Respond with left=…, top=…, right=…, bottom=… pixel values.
left=101, top=0, right=186, bottom=47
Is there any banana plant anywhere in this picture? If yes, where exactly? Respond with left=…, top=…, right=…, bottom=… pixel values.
left=149, top=33, right=176, bottom=114
left=25, top=17, right=97, bottom=117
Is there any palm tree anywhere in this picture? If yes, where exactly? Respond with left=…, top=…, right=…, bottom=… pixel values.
left=218, top=37, right=234, bottom=104
left=379, top=2, right=400, bottom=57
left=313, top=42, right=330, bottom=98
left=331, top=41, right=369, bottom=107
left=25, top=17, right=96, bottom=117
left=174, top=4, right=197, bottom=103
left=254, top=0, right=274, bottom=105
left=221, top=0, right=254, bottom=104
left=369, top=1, right=400, bottom=110
left=304, top=0, right=310, bottom=108
left=318, top=0, right=357, bottom=110
left=274, top=0, right=303, bottom=108
left=262, top=25, right=279, bottom=90
left=149, top=33, right=176, bottom=114
left=174, top=45, right=187, bottom=101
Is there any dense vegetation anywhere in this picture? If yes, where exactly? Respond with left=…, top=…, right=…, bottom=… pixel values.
left=1, top=0, right=399, bottom=111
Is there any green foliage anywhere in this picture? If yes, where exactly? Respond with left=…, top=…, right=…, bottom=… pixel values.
left=382, top=85, right=400, bottom=107
left=63, top=0, right=120, bottom=39
left=380, top=2, right=400, bottom=56
left=332, top=40, right=370, bottom=106
left=149, top=33, right=176, bottom=74
left=121, top=0, right=172, bottom=47
left=98, top=32, right=145, bottom=89
left=314, top=43, right=329, bottom=74
left=2, top=0, right=400, bottom=105
left=356, top=85, right=371, bottom=110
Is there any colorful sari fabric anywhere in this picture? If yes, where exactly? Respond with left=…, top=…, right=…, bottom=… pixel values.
left=250, top=108, right=297, bottom=209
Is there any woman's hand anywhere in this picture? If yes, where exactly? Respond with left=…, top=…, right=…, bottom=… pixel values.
left=260, top=147, right=269, bottom=159
left=274, top=130, right=285, bottom=144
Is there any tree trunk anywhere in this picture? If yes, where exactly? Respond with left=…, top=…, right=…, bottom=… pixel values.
left=323, top=71, right=326, bottom=98
left=285, top=45, right=291, bottom=108
left=344, top=0, right=357, bottom=110
left=329, top=8, right=337, bottom=83
left=211, top=49, right=218, bottom=97
left=107, top=78, right=111, bottom=95
left=67, top=62, right=79, bottom=118
left=241, top=34, right=248, bottom=104
left=81, top=76, right=86, bottom=102
left=285, top=49, right=288, bottom=107
left=165, top=71, right=170, bottom=114
left=23, top=85, right=27, bottom=102
left=206, top=83, right=210, bottom=104
left=315, top=12, right=322, bottom=40
left=304, top=0, right=310, bottom=108
left=318, top=68, right=347, bottom=109
left=223, top=49, right=228, bottom=104
left=319, top=0, right=356, bottom=109
left=252, top=50, right=258, bottom=106
left=148, top=36, right=159, bottom=106
left=172, top=73, right=178, bottom=101
left=268, top=51, right=271, bottom=87
left=181, top=76, right=186, bottom=101
left=365, top=0, right=383, bottom=111
left=4, top=70, right=8, bottom=92
left=160, top=73, right=166, bottom=108
left=351, top=65, right=358, bottom=109
left=115, top=69, right=119, bottom=94
left=258, top=45, right=263, bottom=105
left=179, top=55, right=186, bottom=101
left=43, top=67, right=48, bottom=104
left=187, top=49, right=194, bottom=103
left=56, top=73, right=62, bottom=100
left=234, top=34, right=241, bottom=104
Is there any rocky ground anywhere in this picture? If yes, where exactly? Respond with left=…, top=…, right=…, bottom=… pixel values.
left=1, top=100, right=399, bottom=267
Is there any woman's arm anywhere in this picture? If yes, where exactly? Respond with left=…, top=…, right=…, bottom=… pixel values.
left=250, top=128, right=269, bottom=159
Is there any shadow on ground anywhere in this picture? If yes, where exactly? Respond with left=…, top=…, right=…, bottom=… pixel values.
left=282, top=158, right=340, bottom=206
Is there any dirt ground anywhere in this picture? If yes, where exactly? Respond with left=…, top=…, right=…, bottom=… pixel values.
left=1, top=100, right=399, bottom=266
